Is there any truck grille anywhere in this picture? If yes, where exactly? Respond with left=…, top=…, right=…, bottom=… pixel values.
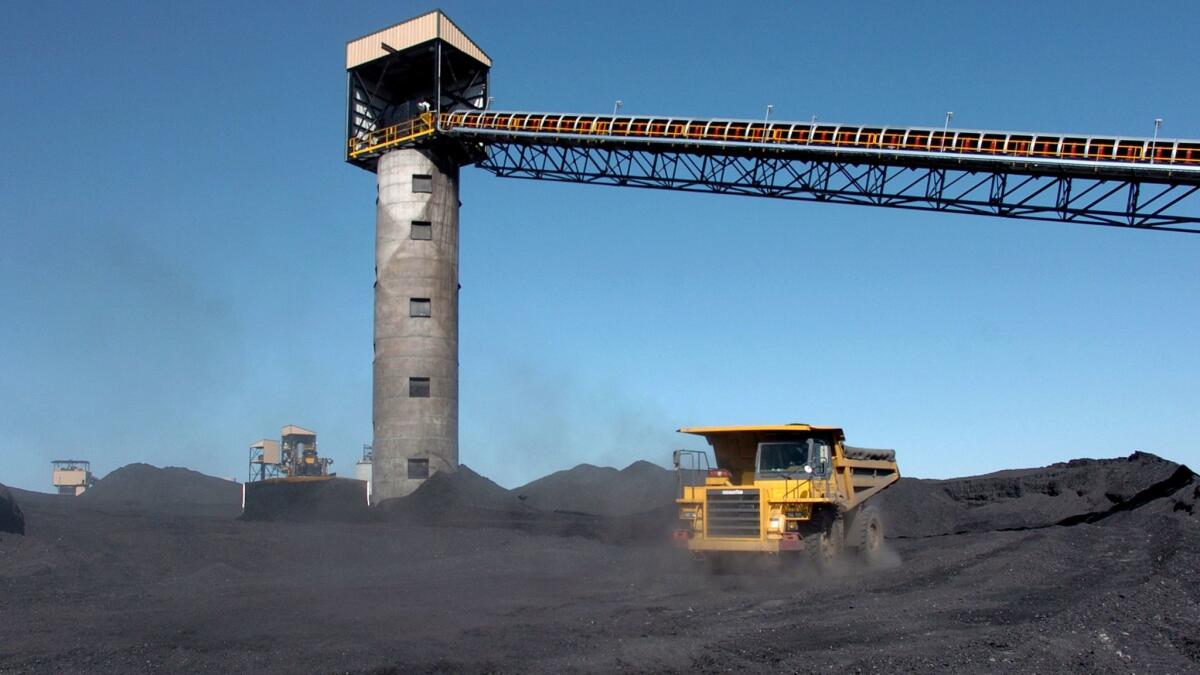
left=706, top=489, right=761, bottom=538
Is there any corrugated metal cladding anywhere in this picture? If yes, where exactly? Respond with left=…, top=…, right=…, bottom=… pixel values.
left=437, top=14, right=490, bottom=66
left=346, top=10, right=492, bottom=70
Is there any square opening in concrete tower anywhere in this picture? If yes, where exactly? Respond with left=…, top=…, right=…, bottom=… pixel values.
left=345, top=10, right=491, bottom=171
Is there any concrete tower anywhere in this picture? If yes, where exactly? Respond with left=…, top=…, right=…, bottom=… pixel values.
left=373, top=150, right=460, bottom=499
left=345, top=11, right=490, bottom=502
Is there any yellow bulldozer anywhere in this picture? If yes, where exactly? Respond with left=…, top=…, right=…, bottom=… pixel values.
left=673, top=424, right=899, bottom=567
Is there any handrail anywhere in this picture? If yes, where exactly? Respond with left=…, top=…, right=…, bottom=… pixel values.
left=348, top=112, right=437, bottom=158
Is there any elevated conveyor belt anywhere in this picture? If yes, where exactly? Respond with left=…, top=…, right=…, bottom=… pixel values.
left=349, top=111, right=1200, bottom=232
left=440, top=111, right=1200, bottom=176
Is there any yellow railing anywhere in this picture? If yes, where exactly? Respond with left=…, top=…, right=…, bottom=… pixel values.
left=348, top=112, right=437, bottom=158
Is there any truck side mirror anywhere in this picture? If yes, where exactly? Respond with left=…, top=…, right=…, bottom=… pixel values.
left=672, top=449, right=681, bottom=469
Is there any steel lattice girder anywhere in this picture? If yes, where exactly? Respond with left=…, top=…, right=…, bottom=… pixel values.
left=473, top=142, right=1200, bottom=233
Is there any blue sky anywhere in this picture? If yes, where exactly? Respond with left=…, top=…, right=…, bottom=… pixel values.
left=2, top=0, right=1198, bottom=492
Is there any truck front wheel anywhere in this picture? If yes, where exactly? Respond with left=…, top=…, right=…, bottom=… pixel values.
left=804, top=514, right=843, bottom=570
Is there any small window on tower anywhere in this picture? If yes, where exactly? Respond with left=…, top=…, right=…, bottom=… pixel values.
left=412, top=174, right=433, bottom=193
left=410, top=298, right=431, bottom=317
left=407, top=458, right=430, bottom=479
left=411, top=221, right=432, bottom=240
left=409, top=377, right=430, bottom=398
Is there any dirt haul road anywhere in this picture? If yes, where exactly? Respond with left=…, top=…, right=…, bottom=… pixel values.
left=0, top=454, right=1197, bottom=673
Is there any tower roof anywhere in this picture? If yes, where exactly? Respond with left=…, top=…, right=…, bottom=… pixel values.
left=346, top=9, right=491, bottom=70
left=281, top=425, right=316, bottom=438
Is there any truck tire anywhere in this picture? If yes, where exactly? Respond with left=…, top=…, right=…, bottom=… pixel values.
left=848, top=504, right=884, bottom=562
left=805, top=513, right=843, bottom=570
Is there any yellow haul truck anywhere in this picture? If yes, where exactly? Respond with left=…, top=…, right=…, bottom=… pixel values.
left=672, top=424, right=899, bottom=566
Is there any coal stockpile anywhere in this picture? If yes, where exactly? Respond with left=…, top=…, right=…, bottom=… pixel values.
left=239, top=478, right=369, bottom=522
left=875, top=452, right=1193, bottom=538
left=1078, top=461, right=1199, bottom=525
left=375, top=465, right=571, bottom=531
left=2, top=453, right=1198, bottom=673
left=512, top=460, right=676, bottom=516
left=376, top=465, right=675, bottom=544
left=82, top=463, right=242, bottom=517
left=0, top=484, right=24, bottom=535
left=380, top=464, right=527, bottom=518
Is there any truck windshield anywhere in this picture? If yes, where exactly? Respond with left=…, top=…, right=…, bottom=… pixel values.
left=757, top=442, right=811, bottom=474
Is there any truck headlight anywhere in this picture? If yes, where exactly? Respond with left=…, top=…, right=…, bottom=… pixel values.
left=768, top=517, right=782, bottom=532
left=680, top=511, right=698, bottom=519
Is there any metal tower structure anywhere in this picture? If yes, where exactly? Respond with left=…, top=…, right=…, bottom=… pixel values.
left=346, top=11, right=1200, bottom=501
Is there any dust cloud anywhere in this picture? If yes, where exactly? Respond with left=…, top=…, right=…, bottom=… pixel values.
left=1, top=221, right=246, bottom=488
left=463, top=358, right=682, bottom=488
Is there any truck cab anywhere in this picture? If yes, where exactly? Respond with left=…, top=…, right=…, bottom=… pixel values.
left=674, top=424, right=899, bottom=564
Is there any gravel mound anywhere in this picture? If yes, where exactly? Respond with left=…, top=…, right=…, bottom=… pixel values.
left=876, top=452, right=1188, bottom=538
left=239, top=478, right=369, bottom=522
left=82, top=463, right=242, bottom=517
left=0, top=484, right=24, bottom=535
left=512, top=460, right=676, bottom=516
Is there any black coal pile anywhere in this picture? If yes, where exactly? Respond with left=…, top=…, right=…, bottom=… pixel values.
left=0, top=484, right=24, bottom=535
left=1076, top=461, right=1199, bottom=524
left=512, top=460, right=676, bottom=516
left=239, top=478, right=369, bottom=522
left=82, top=463, right=242, bottom=517
left=4, top=451, right=1199, bottom=673
left=376, top=465, right=674, bottom=543
left=876, top=452, right=1191, bottom=538
left=376, top=464, right=544, bottom=526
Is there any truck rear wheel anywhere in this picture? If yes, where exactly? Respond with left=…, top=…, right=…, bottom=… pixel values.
left=849, top=504, right=884, bottom=562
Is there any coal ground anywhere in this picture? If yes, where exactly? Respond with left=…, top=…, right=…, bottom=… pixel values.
left=1, top=454, right=1198, bottom=673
